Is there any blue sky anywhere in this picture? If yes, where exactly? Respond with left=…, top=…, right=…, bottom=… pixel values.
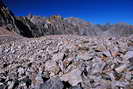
left=7, top=0, right=133, bottom=24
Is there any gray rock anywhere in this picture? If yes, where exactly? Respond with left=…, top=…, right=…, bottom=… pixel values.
left=60, top=68, right=82, bottom=86
left=77, top=52, right=93, bottom=61
left=45, top=60, right=60, bottom=76
left=69, top=85, right=83, bottom=89
left=18, top=67, right=25, bottom=75
left=124, top=51, right=133, bottom=59
left=115, top=64, right=127, bottom=73
left=128, top=57, right=133, bottom=64
left=39, top=77, right=64, bottom=89
left=112, top=81, right=129, bottom=88
left=7, top=81, right=15, bottom=89
left=52, top=53, right=64, bottom=61
left=0, top=85, right=4, bottom=89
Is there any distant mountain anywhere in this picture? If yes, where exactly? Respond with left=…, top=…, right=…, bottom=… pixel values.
left=0, top=1, right=133, bottom=37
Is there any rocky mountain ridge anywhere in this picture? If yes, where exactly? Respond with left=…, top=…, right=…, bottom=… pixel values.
left=0, top=1, right=133, bottom=37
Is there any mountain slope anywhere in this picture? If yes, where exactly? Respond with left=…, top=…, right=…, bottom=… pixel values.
left=0, top=35, right=133, bottom=89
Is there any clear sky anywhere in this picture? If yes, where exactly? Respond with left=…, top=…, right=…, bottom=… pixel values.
left=7, top=0, right=133, bottom=24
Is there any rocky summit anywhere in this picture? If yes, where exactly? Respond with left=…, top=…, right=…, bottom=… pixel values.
left=0, top=1, right=133, bottom=89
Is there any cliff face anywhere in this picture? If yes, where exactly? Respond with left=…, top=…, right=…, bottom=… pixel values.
left=25, top=15, right=133, bottom=37
left=0, top=1, right=18, bottom=32
left=21, top=15, right=80, bottom=36
left=0, top=1, right=14, bottom=25
left=0, top=1, right=35, bottom=37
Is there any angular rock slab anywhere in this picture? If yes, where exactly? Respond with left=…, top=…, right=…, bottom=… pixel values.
left=60, top=68, right=82, bottom=86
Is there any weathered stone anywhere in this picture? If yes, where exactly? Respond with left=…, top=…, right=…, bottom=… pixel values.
left=18, top=67, right=25, bottom=75
left=128, top=57, right=133, bottom=64
left=7, top=81, right=15, bottom=89
left=125, top=72, right=132, bottom=80
left=124, top=51, right=133, bottom=59
left=92, top=58, right=106, bottom=74
left=52, top=53, right=64, bottom=61
left=60, top=68, right=82, bottom=86
left=115, top=64, right=127, bottom=73
left=39, top=77, right=64, bottom=89
left=45, top=60, right=60, bottom=76
left=102, top=51, right=112, bottom=57
left=69, top=85, right=83, bottom=89
left=77, top=52, right=94, bottom=61
left=0, top=85, right=4, bottom=89
left=111, top=81, right=129, bottom=88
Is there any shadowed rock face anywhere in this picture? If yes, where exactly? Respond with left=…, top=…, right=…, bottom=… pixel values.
left=0, top=1, right=14, bottom=26
left=0, top=1, right=35, bottom=37
left=0, top=0, right=18, bottom=33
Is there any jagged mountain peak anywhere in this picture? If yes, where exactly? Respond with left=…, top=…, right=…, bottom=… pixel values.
left=0, top=1, right=133, bottom=37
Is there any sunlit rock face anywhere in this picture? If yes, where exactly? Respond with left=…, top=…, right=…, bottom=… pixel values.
left=18, top=15, right=133, bottom=37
